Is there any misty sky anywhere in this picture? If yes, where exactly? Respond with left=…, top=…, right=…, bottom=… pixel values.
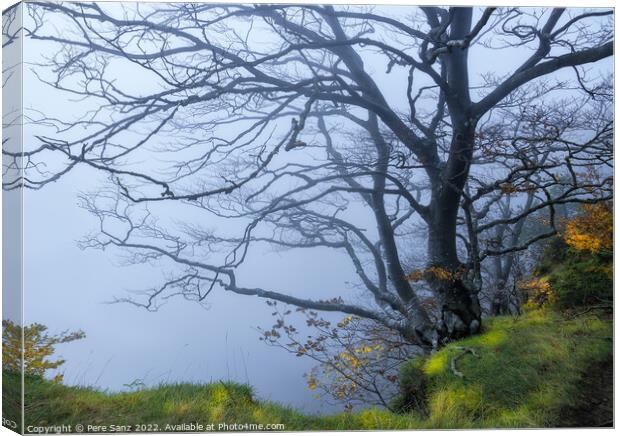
left=3, top=3, right=613, bottom=414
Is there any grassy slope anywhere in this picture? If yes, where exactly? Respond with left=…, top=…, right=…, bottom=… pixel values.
left=2, top=310, right=612, bottom=432
left=399, top=309, right=612, bottom=428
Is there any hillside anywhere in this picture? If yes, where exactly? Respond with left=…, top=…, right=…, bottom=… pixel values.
left=395, top=309, right=612, bottom=428
left=3, top=310, right=612, bottom=432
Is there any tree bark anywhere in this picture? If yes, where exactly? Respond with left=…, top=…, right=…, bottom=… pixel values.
left=427, top=124, right=481, bottom=342
left=428, top=219, right=482, bottom=341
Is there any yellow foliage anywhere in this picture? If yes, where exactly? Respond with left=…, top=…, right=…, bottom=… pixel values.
left=406, top=266, right=460, bottom=283
left=563, top=202, right=612, bottom=253
left=520, top=278, right=555, bottom=310
left=337, top=315, right=357, bottom=328
left=300, top=314, right=407, bottom=406
left=307, top=377, right=318, bottom=391
left=355, top=345, right=381, bottom=354
left=2, top=320, right=85, bottom=382
left=338, top=351, right=364, bottom=370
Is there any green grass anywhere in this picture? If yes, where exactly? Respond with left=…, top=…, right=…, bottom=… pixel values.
left=3, top=373, right=420, bottom=432
left=397, top=309, right=612, bottom=428
left=3, top=310, right=612, bottom=432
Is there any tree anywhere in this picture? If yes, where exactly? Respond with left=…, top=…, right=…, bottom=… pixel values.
left=6, top=4, right=614, bottom=347
left=2, top=320, right=85, bottom=382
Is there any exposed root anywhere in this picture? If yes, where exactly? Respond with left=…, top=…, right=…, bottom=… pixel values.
left=450, top=346, right=480, bottom=378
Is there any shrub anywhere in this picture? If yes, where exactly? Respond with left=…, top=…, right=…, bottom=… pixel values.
left=528, top=201, right=613, bottom=311
left=547, top=253, right=612, bottom=309
left=534, top=237, right=569, bottom=276
left=520, top=277, right=556, bottom=310
left=563, top=202, right=612, bottom=254
left=2, top=320, right=85, bottom=382
left=392, top=359, right=427, bottom=415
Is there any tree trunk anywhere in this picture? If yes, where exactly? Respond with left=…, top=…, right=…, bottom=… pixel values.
left=427, top=123, right=481, bottom=343
left=489, top=233, right=511, bottom=316
left=490, top=280, right=511, bottom=316
left=428, top=220, right=482, bottom=342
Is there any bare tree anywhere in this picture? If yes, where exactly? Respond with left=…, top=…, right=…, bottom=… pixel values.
left=465, top=88, right=613, bottom=314
left=8, top=4, right=613, bottom=347
left=2, top=3, right=22, bottom=172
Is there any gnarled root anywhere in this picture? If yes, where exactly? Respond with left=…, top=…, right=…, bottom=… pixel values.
left=450, top=346, right=480, bottom=378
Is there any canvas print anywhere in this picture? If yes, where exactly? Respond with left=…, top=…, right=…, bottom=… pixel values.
left=2, top=2, right=614, bottom=432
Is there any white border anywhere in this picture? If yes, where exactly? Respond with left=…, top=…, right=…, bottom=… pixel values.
left=0, top=2, right=616, bottom=436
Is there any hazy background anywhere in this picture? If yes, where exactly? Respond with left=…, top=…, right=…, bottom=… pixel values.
left=3, top=2, right=352, bottom=413
left=21, top=163, right=355, bottom=413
